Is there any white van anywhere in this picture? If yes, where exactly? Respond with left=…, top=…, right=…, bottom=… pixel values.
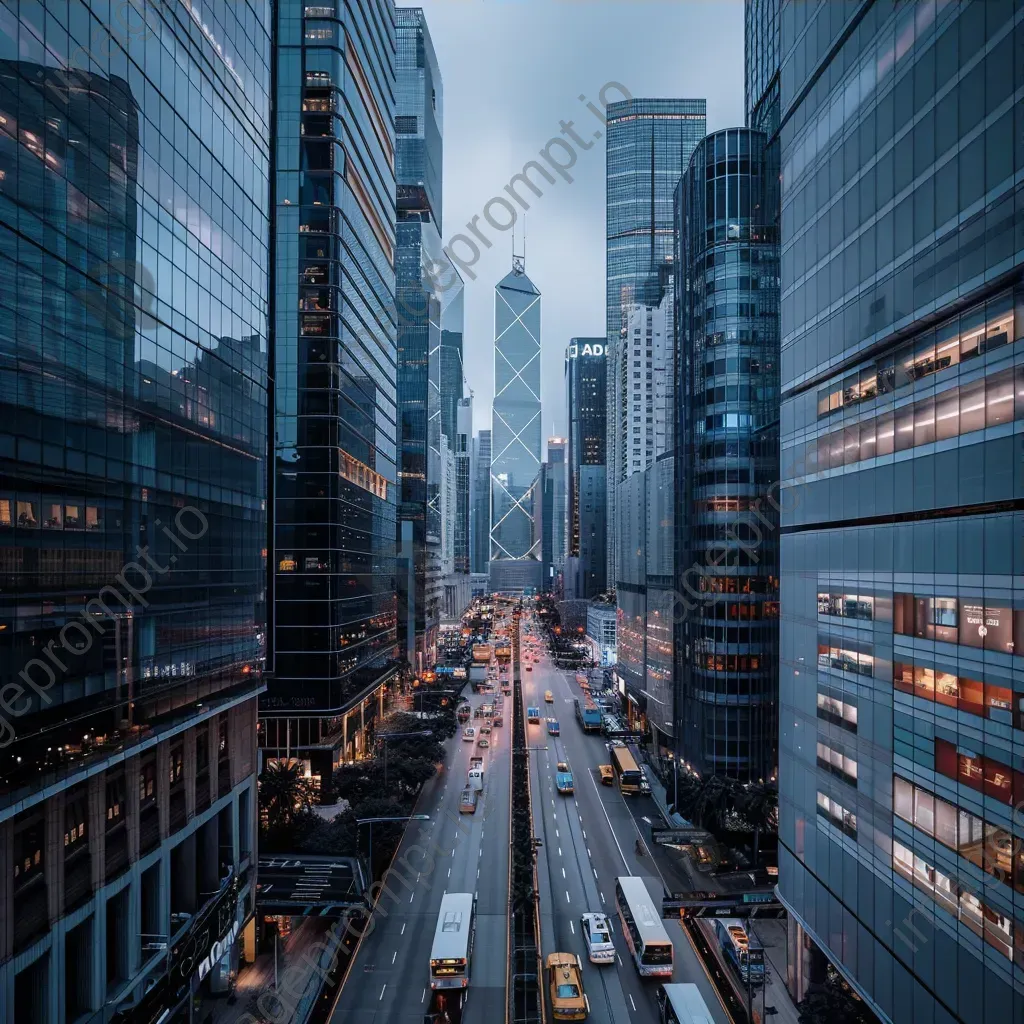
left=462, top=726, right=476, bottom=742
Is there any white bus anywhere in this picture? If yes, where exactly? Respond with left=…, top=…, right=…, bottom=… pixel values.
left=657, top=983, right=714, bottom=1024
left=429, top=892, right=477, bottom=989
left=614, top=876, right=674, bottom=977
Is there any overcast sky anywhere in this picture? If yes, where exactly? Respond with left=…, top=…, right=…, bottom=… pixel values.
left=415, top=0, right=746, bottom=447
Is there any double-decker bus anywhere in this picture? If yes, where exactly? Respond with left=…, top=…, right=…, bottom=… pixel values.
left=610, top=746, right=645, bottom=794
left=430, top=892, right=477, bottom=988
left=657, top=983, right=714, bottom=1024
left=614, top=876, right=674, bottom=977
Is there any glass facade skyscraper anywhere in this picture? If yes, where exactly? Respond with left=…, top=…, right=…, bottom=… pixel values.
left=471, top=428, right=491, bottom=574
left=394, top=6, right=453, bottom=668
left=605, top=98, right=706, bottom=585
left=490, top=265, right=542, bottom=594
left=540, top=437, right=567, bottom=592
left=264, top=0, right=399, bottom=790
left=675, top=127, right=780, bottom=782
left=0, top=1, right=270, bottom=1017
left=767, top=2, right=1024, bottom=1021
left=565, top=340, right=607, bottom=600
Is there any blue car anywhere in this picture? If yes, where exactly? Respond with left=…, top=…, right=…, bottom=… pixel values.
left=547, top=718, right=560, bottom=736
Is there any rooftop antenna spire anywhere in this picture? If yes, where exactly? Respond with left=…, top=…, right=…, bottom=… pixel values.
left=512, top=213, right=526, bottom=275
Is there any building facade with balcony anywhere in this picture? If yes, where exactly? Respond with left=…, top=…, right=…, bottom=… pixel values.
left=0, top=5, right=269, bottom=1016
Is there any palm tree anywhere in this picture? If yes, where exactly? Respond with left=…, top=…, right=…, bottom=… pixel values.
left=259, top=759, right=315, bottom=833
left=735, top=781, right=778, bottom=864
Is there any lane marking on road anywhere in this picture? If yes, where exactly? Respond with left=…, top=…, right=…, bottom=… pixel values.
left=617, top=953, right=622, bottom=965
left=392, top=951, right=397, bottom=965
left=401, top=923, right=406, bottom=935
left=558, top=847, right=562, bottom=857
left=379, top=984, right=387, bottom=1001
left=562, top=867, right=566, bottom=879
left=421, top=989, right=426, bottom=1003
left=565, top=890, right=571, bottom=903
left=629, top=994, right=637, bottom=1011
left=570, top=919, right=575, bottom=934
left=593, top=868, right=599, bottom=880
left=477, top=868, right=480, bottom=879
left=600, top=892, right=606, bottom=904
left=641, top=816, right=652, bottom=825
left=416, top=873, right=421, bottom=883
left=555, top=829, right=559, bottom=838
left=409, top=892, right=415, bottom=903
left=587, top=848, right=592, bottom=858
left=451, top=848, right=456, bottom=856
left=582, top=830, right=587, bottom=839
left=479, top=848, right=483, bottom=857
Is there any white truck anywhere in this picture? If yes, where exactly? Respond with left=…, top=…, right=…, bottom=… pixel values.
left=468, top=756, right=484, bottom=791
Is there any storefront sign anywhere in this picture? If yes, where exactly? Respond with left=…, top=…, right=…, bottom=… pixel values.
left=196, top=918, right=241, bottom=982
left=169, top=877, right=239, bottom=989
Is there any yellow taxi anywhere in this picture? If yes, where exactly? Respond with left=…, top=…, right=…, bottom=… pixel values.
left=544, top=690, right=554, bottom=703
left=598, top=764, right=614, bottom=786
left=545, top=952, right=589, bottom=1020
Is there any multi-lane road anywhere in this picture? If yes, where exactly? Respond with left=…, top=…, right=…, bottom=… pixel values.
left=329, top=680, right=511, bottom=1024
left=328, top=606, right=734, bottom=1024
left=518, top=617, right=733, bottom=1024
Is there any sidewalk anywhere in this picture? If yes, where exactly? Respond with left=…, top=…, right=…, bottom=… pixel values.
left=197, top=918, right=336, bottom=1024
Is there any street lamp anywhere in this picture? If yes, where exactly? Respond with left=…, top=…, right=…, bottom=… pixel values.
left=356, top=814, right=431, bottom=883
left=376, top=730, right=433, bottom=788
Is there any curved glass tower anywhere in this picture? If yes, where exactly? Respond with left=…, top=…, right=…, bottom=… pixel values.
left=676, top=126, right=780, bottom=781
left=490, top=264, right=542, bottom=593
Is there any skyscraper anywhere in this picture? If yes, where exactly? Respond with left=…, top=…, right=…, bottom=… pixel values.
left=605, top=98, right=706, bottom=584
left=675, top=126, right=780, bottom=782
left=565, top=339, right=607, bottom=600
left=0, top=6, right=270, bottom=1015
left=454, top=397, right=474, bottom=576
left=471, top=429, right=491, bottom=575
left=394, top=6, right=448, bottom=671
left=490, top=264, right=543, bottom=594
left=264, top=0, right=399, bottom=789
left=762, top=2, right=1024, bottom=1020
left=544, top=437, right=568, bottom=591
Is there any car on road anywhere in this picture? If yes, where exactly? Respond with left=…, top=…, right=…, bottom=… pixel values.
left=526, top=664, right=533, bottom=672
left=545, top=952, right=589, bottom=1020
left=598, top=764, right=614, bottom=786
left=477, top=736, right=490, bottom=748
left=580, top=913, right=615, bottom=964
left=547, top=718, right=560, bottom=736
left=527, top=706, right=541, bottom=723
left=544, top=690, right=554, bottom=702
left=462, top=727, right=476, bottom=742
left=555, top=761, right=573, bottom=794
left=479, top=725, right=492, bottom=734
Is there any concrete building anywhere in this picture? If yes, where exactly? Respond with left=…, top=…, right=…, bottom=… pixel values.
left=587, top=602, right=618, bottom=667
